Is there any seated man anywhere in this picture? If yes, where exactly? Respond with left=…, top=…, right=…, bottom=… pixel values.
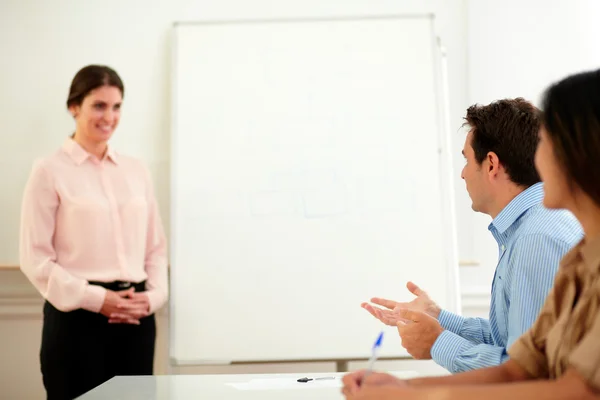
left=342, top=68, right=600, bottom=400
left=363, top=98, right=582, bottom=373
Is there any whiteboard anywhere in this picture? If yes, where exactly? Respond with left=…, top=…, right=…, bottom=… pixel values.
left=170, top=15, right=460, bottom=364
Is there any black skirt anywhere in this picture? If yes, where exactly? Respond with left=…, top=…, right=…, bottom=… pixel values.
left=40, top=280, right=156, bottom=400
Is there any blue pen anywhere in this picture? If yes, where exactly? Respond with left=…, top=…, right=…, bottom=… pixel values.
left=361, top=331, right=384, bottom=384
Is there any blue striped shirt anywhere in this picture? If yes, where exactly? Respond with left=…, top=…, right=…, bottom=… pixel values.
left=430, top=183, right=583, bottom=373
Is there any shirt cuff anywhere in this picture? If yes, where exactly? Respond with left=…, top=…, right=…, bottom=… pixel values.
left=438, top=309, right=465, bottom=334
left=80, top=284, right=107, bottom=313
left=431, top=330, right=468, bottom=372
left=146, top=289, right=167, bottom=314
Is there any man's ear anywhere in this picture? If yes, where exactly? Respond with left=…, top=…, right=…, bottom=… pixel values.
left=487, top=152, right=501, bottom=176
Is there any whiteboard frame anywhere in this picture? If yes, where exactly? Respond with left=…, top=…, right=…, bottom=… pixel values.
left=431, top=28, right=462, bottom=317
left=169, top=13, right=460, bottom=366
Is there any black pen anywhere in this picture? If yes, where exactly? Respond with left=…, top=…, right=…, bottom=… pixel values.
left=297, top=377, right=336, bottom=383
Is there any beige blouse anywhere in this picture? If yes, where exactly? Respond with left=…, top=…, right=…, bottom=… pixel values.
left=508, top=234, right=600, bottom=391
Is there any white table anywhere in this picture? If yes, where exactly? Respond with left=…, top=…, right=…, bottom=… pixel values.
left=76, top=371, right=419, bottom=400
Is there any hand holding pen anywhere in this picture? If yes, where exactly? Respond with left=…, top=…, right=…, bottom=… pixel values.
left=341, top=371, right=407, bottom=397
left=340, top=331, right=408, bottom=396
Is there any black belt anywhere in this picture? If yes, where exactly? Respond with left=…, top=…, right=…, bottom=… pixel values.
left=88, top=280, right=146, bottom=292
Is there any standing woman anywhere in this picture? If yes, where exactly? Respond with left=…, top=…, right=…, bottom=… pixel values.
left=19, top=65, right=169, bottom=400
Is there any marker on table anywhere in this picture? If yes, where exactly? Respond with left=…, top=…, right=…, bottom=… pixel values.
left=297, top=376, right=336, bottom=383
left=360, top=331, right=384, bottom=385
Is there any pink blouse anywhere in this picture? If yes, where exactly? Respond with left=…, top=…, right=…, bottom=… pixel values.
left=19, top=138, right=168, bottom=314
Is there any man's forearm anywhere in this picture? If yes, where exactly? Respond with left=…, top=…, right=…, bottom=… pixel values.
left=407, top=360, right=529, bottom=387
left=438, top=311, right=493, bottom=344
left=430, top=329, right=508, bottom=373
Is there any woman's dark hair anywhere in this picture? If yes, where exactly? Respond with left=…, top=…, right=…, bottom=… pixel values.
left=541, top=69, right=600, bottom=207
left=464, top=98, right=541, bottom=188
left=66, top=65, right=124, bottom=108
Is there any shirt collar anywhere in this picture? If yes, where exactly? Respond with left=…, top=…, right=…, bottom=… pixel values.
left=489, top=182, right=544, bottom=234
left=62, top=136, right=118, bottom=165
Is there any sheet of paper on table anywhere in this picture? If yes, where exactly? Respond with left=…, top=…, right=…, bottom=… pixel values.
left=227, top=377, right=342, bottom=391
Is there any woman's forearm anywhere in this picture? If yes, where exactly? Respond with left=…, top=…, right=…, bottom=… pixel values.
left=424, top=369, right=595, bottom=400
left=351, top=369, right=595, bottom=400
left=407, top=360, right=529, bottom=387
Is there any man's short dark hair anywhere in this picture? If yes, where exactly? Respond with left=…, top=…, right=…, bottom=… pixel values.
left=464, top=98, right=541, bottom=188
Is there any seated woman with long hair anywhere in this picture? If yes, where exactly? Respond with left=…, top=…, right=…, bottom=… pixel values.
left=342, top=68, right=600, bottom=400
